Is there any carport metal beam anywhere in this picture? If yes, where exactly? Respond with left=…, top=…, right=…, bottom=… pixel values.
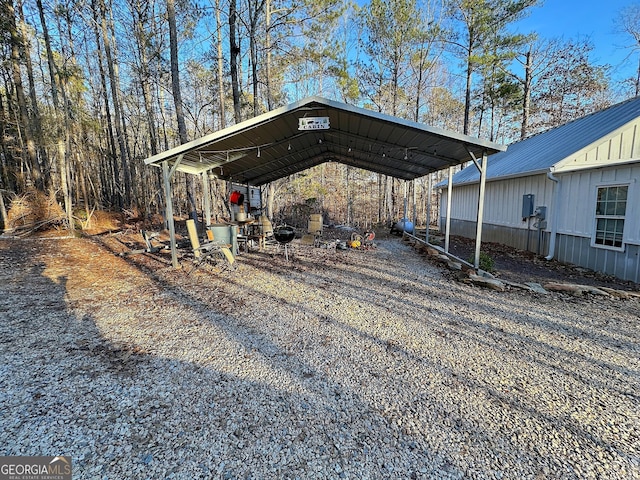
left=442, top=149, right=488, bottom=271
left=470, top=149, right=488, bottom=272
left=163, top=157, right=180, bottom=269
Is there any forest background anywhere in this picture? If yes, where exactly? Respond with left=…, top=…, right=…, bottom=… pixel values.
left=2, top=0, right=640, bottom=233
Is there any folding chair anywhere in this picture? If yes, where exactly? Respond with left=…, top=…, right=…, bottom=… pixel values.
left=119, top=230, right=167, bottom=256
left=186, top=219, right=235, bottom=273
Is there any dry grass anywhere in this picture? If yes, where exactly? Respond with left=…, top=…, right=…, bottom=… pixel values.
left=4, top=190, right=127, bottom=236
left=79, top=209, right=123, bottom=234
left=5, top=189, right=66, bottom=235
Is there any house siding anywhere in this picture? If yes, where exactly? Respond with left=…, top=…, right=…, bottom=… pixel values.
left=557, top=164, right=640, bottom=244
left=441, top=174, right=555, bottom=226
left=556, top=234, right=640, bottom=283
left=443, top=218, right=550, bottom=254
left=555, top=120, right=640, bottom=173
left=440, top=164, right=640, bottom=283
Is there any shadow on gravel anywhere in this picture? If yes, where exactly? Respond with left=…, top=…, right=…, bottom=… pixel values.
left=231, top=246, right=639, bottom=468
left=32, top=237, right=455, bottom=478
left=81, top=236, right=639, bottom=478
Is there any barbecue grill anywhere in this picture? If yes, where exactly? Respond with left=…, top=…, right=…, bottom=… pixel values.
left=274, top=225, right=295, bottom=260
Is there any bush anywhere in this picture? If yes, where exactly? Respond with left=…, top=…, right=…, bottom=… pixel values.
left=468, top=251, right=495, bottom=272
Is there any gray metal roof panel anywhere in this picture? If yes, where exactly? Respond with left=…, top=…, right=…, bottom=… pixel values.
left=145, top=96, right=506, bottom=185
left=439, top=96, right=640, bottom=187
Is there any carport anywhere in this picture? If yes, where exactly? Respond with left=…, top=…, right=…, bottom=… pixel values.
left=144, top=96, right=506, bottom=269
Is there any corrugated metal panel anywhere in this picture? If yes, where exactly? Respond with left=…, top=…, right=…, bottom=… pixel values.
left=438, top=96, right=640, bottom=187
left=554, top=163, right=640, bottom=243
left=556, top=122, right=640, bottom=173
left=443, top=174, right=556, bottom=228
left=144, top=96, right=505, bottom=186
left=556, top=234, right=640, bottom=283
left=440, top=218, right=550, bottom=254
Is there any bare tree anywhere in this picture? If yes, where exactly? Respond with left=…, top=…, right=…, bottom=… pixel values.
left=614, top=3, right=640, bottom=96
left=215, top=0, right=226, bottom=126
left=530, top=38, right=612, bottom=133
left=7, top=0, right=42, bottom=188
left=229, top=0, right=242, bottom=123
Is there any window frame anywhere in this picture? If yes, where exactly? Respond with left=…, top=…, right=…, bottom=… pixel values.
left=591, top=183, right=629, bottom=252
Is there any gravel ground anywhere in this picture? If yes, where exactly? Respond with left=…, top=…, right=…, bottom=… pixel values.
left=0, top=235, right=638, bottom=479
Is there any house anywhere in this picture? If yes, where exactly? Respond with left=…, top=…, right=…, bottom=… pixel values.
left=438, top=97, right=640, bottom=283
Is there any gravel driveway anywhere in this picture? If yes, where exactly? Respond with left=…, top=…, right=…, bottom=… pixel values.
left=0, top=236, right=638, bottom=479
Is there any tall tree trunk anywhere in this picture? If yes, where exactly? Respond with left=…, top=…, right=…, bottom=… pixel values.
left=167, top=0, right=198, bottom=223
left=265, top=0, right=273, bottom=110
left=167, top=0, right=188, bottom=143
left=267, top=182, right=275, bottom=219
left=636, top=55, right=640, bottom=97
left=17, top=0, right=48, bottom=189
left=98, top=0, right=131, bottom=207
left=141, top=77, right=159, bottom=156
left=91, top=0, right=119, bottom=206
left=463, top=40, right=473, bottom=136
left=0, top=189, right=8, bottom=231
left=229, top=0, right=242, bottom=123
left=8, top=0, right=40, bottom=189
left=0, top=92, right=13, bottom=192
left=35, top=0, right=59, bottom=108
left=132, top=0, right=159, bottom=155
left=521, top=49, right=531, bottom=139
left=248, top=0, right=265, bottom=116
left=107, top=5, right=134, bottom=199
left=215, top=0, right=226, bottom=127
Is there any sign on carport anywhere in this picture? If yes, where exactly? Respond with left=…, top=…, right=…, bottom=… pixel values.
left=298, top=117, right=330, bottom=130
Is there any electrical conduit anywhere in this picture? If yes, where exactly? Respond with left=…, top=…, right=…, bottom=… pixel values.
left=545, top=170, right=560, bottom=260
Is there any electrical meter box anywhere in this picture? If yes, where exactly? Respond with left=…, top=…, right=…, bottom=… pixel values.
left=535, top=206, right=547, bottom=220
left=522, top=194, right=535, bottom=219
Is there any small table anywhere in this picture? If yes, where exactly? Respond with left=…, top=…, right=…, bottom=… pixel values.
left=234, top=219, right=255, bottom=252
left=247, top=223, right=269, bottom=250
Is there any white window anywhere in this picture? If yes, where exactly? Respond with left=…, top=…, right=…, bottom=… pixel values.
left=593, top=185, right=628, bottom=249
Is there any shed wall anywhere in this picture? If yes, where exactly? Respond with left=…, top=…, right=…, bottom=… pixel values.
left=556, top=234, right=640, bottom=283
left=441, top=173, right=555, bottom=229
left=440, top=164, right=640, bottom=283
left=555, top=164, right=640, bottom=243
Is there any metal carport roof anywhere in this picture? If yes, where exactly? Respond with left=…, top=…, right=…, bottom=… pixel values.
left=145, top=96, right=505, bottom=185
left=144, top=96, right=506, bottom=269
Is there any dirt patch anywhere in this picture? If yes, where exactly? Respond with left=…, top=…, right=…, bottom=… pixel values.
left=432, top=235, right=639, bottom=292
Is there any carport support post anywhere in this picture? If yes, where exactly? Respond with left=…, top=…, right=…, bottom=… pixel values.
left=412, top=179, right=417, bottom=227
left=473, top=151, right=488, bottom=271
left=425, top=173, right=432, bottom=243
left=403, top=181, right=408, bottom=225
left=444, top=167, right=453, bottom=252
left=162, top=160, right=179, bottom=269
left=202, top=172, right=212, bottom=228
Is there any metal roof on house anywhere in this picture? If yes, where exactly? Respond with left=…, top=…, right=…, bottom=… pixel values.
left=144, top=96, right=505, bottom=185
left=438, top=96, right=640, bottom=187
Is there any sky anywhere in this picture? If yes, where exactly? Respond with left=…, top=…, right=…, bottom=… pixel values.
left=512, top=0, right=638, bottom=86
